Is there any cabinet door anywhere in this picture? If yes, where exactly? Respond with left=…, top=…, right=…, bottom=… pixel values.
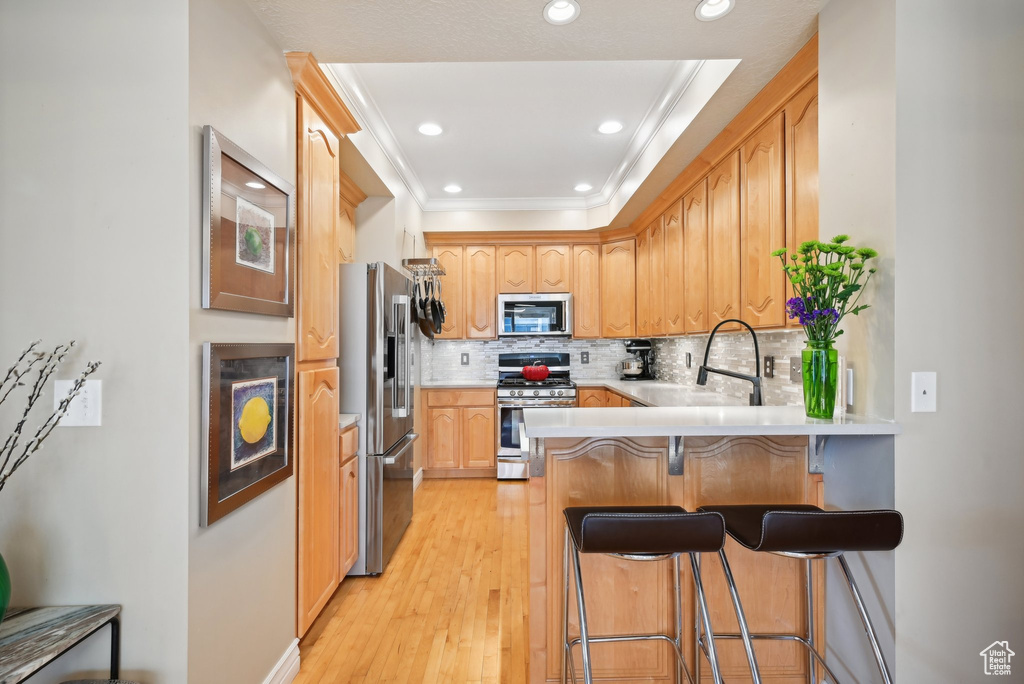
left=649, top=219, right=666, bottom=336
left=663, top=200, right=686, bottom=336
left=708, top=151, right=741, bottom=331
left=600, top=239, right=636, bottom=338
left=427, top=407, right=460, bottom=469
left=741, top=112, right=786, bottom=328
left=465, top=245, right=497, bottom=339
left=572, top=244, right=601, bottom=338
left=579, top=388, right=605, bottom=408
left=338, top=199, right=356, bottom=264
left=297, top=366, right=340, bottom=635
left=340, top=454, right=359, bottom=577
left=497, top=245, right=534, bottom=294
left=785, top=78, right=819, bottom=328
left=433, top=245, right=464, bottom=339
left=635, top=228, right=651, bottom=337
left=461, top=406, right=496, bottom=469
left=536, top=245, right=571, bottom=292
left=297, top=99, right=340, bottom=361
left=683, top=181, right=709, bottom=333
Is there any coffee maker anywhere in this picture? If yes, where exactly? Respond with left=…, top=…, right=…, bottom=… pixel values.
left=619, top=339, right=656, bottom=381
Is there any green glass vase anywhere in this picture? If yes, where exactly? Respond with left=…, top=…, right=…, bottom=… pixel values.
left=802, top=340, right=838, bottom=419
left=0, top=550, right=10, bottom=626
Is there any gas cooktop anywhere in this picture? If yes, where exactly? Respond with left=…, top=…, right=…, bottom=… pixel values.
left=499, top=376, right=575, bottom=388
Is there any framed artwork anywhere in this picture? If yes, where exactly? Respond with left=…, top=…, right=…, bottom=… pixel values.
left=202, top=342, right=294, bottom=526
left=203, top=125, right=295, bottom=317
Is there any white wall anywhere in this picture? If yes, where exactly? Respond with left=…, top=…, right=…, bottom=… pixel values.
left=187, top=0, right=299, bottom=682
left=0, top=1, right=190, bottom=682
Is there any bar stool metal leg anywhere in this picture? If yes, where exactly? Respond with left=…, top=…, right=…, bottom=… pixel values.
left=718, top=549, right=763, bottom=684
left=562, top=526, right=571, bottom=684
left=837, top=554, right=893, bottom=684
left=690, top=554, right=724, bottom=684
left=807, top=558, right=816, bottom=684
left=673, top=554, right=683, bottom=684
left=571, top=544, right=595, bottom=684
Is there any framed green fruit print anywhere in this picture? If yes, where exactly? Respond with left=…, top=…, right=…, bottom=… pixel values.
left=202, top=125, right=295, bottom=317
left=202, top=342, right=294, bottom=526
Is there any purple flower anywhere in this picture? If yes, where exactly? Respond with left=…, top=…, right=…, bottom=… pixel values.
left=787, top=298, right=839, bottom=327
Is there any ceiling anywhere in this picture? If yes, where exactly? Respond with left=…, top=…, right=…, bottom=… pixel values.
left=247, top=0, right=819, bottom=226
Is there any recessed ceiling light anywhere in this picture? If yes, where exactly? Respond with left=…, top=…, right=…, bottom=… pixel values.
left=543, top=0, right=580, bottom=25
left=444, top=184, right=462, bottom=193
left=574, top=183, right=593, bottom=192
left=695, top=0, right=734, bottom=21
left=245, top=181, right=266, bottom=189
left=418, top=122, right=443, bottom=136
left=598, top=121, right=624, bottom=135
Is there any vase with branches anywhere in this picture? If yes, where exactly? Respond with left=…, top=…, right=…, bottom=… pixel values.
left=0, top=340, right=101, bottom=623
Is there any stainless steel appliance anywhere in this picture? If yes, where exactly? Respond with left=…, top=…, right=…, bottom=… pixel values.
left=619, top=339, right=656, bottom=380
left=338, top=262, right=418, bottom=576
left=496, top=352, right=576, bottom=479
left=497, top=293, right=573, bottom=337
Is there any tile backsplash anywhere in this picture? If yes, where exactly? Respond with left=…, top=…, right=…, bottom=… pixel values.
left=418, top=329, right=807, bottom=407
left=654, top=330, right=805, bottom=406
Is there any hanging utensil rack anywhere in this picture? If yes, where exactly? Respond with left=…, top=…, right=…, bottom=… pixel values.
left=402, top=257, right=446, bottom=278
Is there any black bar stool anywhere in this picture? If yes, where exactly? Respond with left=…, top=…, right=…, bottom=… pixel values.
left=561, top=505, right=759, bottom=684
left=697, top=504, right=904, bottom=684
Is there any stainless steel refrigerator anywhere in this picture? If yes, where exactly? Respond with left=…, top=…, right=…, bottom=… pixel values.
left=338, top=262, right=417, bottom=576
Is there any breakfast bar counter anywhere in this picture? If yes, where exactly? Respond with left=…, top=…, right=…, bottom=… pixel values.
left=522, top=407, right=899, bottom=683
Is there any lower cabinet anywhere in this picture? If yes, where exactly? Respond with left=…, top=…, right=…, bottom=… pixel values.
left=339, top=425, right=359, bottom=578
left=579, top=387, right=634, bottom=408
left=424, top=389, right=497, bottom=477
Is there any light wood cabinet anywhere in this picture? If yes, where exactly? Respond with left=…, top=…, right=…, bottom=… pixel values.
left=578, top=387, right=607, bottom=408
left=339, top=436, right=358, bottom=578
left=663, top=200, right=686, bottom=336
left=432, top=245, right=464, bottom=339
left=497, top=245, right=534, bottom=294
left=741, top=112, right=786, bottom=328
left=297, top=366, right=339, bottom=636
left=635, top=228, right=651, bottom=337
left=338, top=201, right=355, bottom=264
left=462, top=407, right=496, bottom=469
left=536, top=245, right=571, bottom=292
left=465, top=245, right=497, bottom=339
left=649, top=219, right=666, bottom=336
left=572, top=244, right=601, bottom=338
left=600, top=239, right=636, bottom=338
left=297, top=99, right=340, bottom=362
left=708, top=151, right=741, bottom=331
left=424, top=389, right=497, bottom=477
left=683, top=180, right=709, bottom=333
left=785, top=78, right=820, bottom=328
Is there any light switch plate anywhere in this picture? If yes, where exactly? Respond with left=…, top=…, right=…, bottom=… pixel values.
left=460, top=353, right=469, bottom=366
left=911, top=372, right=937, bottom=412
left=789, top=357, right=802, bottom=383
left=56, top=379, right=102, bottom=427
left=685, top=352, right=692, bottom=368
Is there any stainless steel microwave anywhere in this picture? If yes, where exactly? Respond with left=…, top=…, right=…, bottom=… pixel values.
left=497, top=293, right=573, bottom=337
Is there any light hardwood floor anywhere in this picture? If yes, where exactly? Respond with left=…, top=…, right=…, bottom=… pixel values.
left=295, top=478, right=530, bottom=683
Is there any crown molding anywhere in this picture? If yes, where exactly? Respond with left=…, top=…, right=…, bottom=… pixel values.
left=286, top=52, right=360, bottom=136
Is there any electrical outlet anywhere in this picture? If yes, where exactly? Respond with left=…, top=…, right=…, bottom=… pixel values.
left=685, top=352, right=692, bottom=368
left=56, top=379, right=102, bottom=427
left=460, top=352, right=469, bottom=366
left=911, top=372, right=937, bottom=412
left=763, top=355, right=775, bottom=378
left=789, top=357, right=802, bottom=383
left=581, top=351, right=590, bottom=364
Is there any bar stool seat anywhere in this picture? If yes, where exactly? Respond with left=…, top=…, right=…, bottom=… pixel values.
left=564, top=505, right=725, bottom=555
left=699, top=504, right=904, bottom=553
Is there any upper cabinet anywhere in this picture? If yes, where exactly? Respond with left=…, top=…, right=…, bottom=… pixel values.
left=497, top=245, right=534, bottom=294
left=785, top=78, right=820, bottom=328
left=465, top=245, right=497, bottom=339
left=337, top=170, right=366, bottom=265
left=740, top=112, right=786, bottom=328
left=648, top=218, right=666, bottom=336
left=536, top=245, right=571, bottom=292
left=572, top=244, right=601, bottom=338
left=707, top=151, right=741, bottom=332
left=432, top=245, right=464, bottom=339
left=663, top=200, right=686, bottom=336
left=600, top=239, right=636, bottom=338
left=635, top=228, right=651, bottom=337
left=683, top=181, right=709, bottom=333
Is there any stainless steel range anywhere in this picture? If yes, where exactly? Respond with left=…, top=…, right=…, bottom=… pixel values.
left=496, top=352, right=576, bottom=480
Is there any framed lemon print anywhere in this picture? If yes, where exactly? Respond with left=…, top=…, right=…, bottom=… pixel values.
left=202, top=342, right=294, bottom=526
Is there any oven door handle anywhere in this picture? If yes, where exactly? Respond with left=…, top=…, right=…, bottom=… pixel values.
left=519, top=422, right=529, bottom=460
left=498, top=402, right=577, bottom=409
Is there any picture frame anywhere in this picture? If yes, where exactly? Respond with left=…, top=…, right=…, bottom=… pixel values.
left=203, top=125, right=296, bottom=317
left=202, top=342, right=294, bottom=526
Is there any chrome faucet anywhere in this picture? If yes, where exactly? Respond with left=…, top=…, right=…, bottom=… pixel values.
left=696, top=319, right=764, bottom=406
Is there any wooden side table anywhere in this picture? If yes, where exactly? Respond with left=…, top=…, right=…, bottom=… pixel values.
left=0, top=605, right=121, bottom=683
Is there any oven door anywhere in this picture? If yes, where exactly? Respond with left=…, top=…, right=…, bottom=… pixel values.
left=497, top=293, right=572, bottom=337
left=498, top=403, right=525, bottom=458
left=497, top=398, right=576, bottom=479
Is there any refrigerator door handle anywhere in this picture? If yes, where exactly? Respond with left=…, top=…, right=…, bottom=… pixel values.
left=383, top=432, right=419, bottom=465
left=392, top=294, right=411, bottom=418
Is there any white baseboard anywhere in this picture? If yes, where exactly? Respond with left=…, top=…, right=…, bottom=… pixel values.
left=263, top=638, right=300, bottom=684
left=413, top=467, right=424, bottom=491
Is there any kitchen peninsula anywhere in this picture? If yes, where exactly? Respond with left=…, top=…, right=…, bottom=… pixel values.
left=522, top=404, right=899, bottom=683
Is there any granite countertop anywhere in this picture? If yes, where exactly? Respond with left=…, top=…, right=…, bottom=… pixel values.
left=339, top=413, right=360, bottom=429
left=523, top=405, right=901, bottom=438
left=418, top=380, right=497, bottom=389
